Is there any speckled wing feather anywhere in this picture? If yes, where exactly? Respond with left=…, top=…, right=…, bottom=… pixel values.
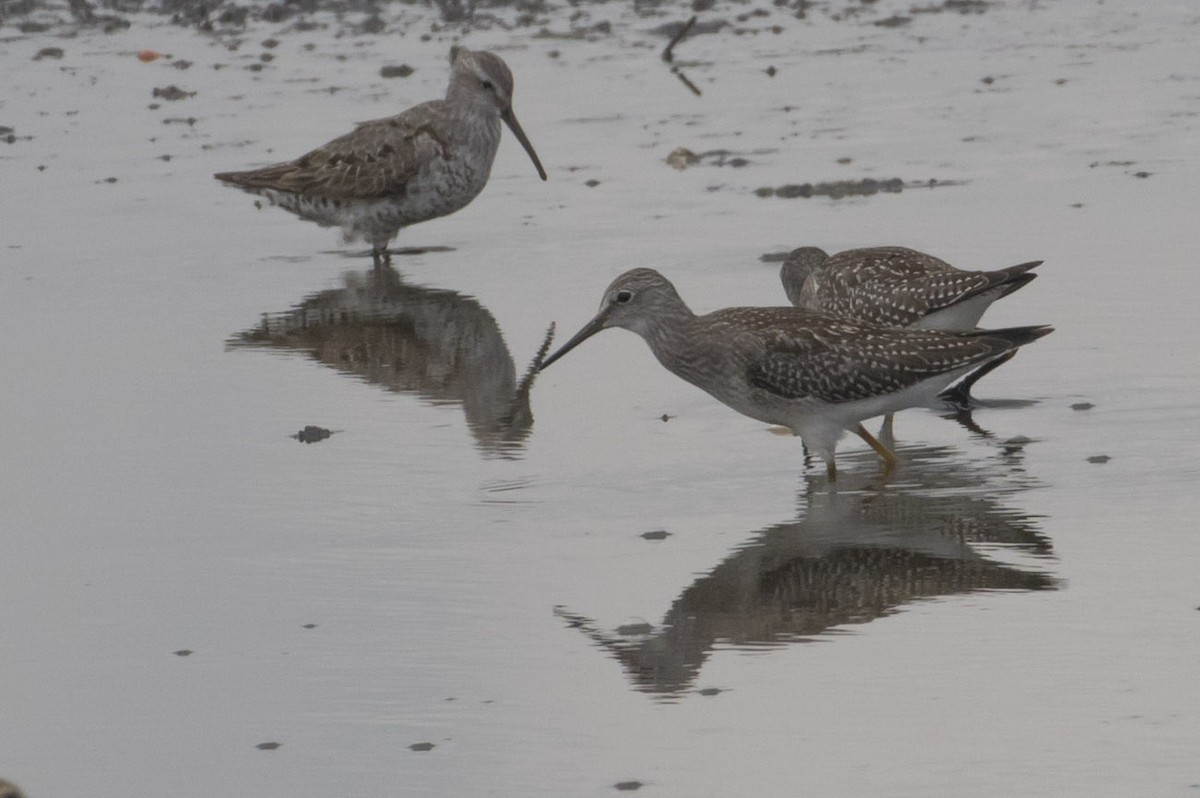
left=214, top=101, right=449, bottom=200
left=732, top=308, right=1033, bottom=403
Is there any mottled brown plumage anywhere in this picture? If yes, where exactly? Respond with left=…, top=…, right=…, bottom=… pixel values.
left=541, top=268, right=1052, bottom=479
left=215, top=47, right=546, bottom=264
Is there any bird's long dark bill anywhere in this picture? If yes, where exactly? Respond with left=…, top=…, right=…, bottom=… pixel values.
left=539, top=315, right=606, bottom=371
left=502, top=108, right=548, bottom=181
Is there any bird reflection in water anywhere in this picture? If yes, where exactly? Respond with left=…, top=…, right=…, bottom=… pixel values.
left=229, top=267, right=553, bottom=458
left=555, top=445, right=1056, bottom=698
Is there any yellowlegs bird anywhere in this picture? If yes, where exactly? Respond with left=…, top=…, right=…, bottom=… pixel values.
left=540, top=268, right=1052, bottom=479
left=215, top=47, right=547, bottom=266
left=781, top=245, right=1042, bottom=411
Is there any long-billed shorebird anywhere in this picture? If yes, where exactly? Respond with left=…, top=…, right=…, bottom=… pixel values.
left=781, top=245, right=1042, bottom=412
left=215, top=47, right=547, bottom=265
left=540, top=268, right=1052, bottom=479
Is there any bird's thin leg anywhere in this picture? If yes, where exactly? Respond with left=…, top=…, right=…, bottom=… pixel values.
left=826, top=459, right=837, bottom=481
left=940, top=350, right=1019, bottom=410
left=855, top=423, right=898, bottom=476
left=878, top=413, right=896, bottom=449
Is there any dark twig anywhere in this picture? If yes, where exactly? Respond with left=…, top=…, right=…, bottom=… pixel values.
left=662, top=15, right=697, bottom=63
left=672, top=67, right=702, bottom=97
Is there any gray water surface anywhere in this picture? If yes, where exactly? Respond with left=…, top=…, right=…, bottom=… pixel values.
left=2, top=1, right=1199, bottom=795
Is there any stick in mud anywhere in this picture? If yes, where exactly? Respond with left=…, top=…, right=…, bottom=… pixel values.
left=662, top=15, right=697, bottom=63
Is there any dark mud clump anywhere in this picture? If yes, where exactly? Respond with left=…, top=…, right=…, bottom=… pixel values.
left=755, top=177, right=962, bottom=199
left=293, top=425, right=333, bottom=443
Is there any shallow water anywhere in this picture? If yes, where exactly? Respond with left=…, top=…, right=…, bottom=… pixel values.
left=2, top=1, right=1200, bottom=795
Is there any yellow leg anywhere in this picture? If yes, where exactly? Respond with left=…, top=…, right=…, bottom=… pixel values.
left=855, top=423, right=898, bottom=475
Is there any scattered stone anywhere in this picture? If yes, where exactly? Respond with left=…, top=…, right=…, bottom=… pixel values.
left=660, top=413, right=675, bottom=422
left=261, top=38, right=280, bottom=48
left=409, top=742, right=435, bottom=752
left=33, top=47, right=64, bottom=60
left=1132, top=171, right=1151, bottom=178
left=765, top=65, right=776, bottom=77
left=585, top=178, right=600, bottom=187
left=1070, top=402, right=1095, bottom=411
left=640, top=529, right=671, bottom=540
left=697, top=687, right=723, bottom=696
left=381, top=64, right=415, bottom=78
left=1087, top=455, right=1111, bottom=464
left=255, top=742, right=282, bottom=750
left=874, top=15, right=911, bottom=27
left=137, top=49, right=163, bottom=63
left=666, top=146, right=699, bottom=170
left=173, top=649, right=193, bottom=656
left=152, top=85, right=195, bottom=101
left=614, top=781, right=644, bottom=792
left=294, top=425, right=333, bottom=443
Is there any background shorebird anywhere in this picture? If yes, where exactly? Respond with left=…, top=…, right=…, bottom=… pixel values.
left=540, top=268, right=1052, bottom=480
left=780, top=245, right=1042, bottom=413
left=215, top=47, right=547, bottom=266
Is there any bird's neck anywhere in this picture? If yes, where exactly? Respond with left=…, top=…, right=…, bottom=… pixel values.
left=639, top=299, right=702, bottom=373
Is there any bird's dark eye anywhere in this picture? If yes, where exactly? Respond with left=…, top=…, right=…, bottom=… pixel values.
left=481, top=80, right=495, bottom=90
left=615, top=290, right=633, bottom=304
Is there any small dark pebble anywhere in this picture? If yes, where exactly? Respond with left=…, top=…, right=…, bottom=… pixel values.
left=1071, top=402, right=1095, bottom=411
left=294, top=425, right=332, bottom=443
left=255, top=742, right=281, bottom=750
left=640, top=529, right=671, bottom=540
left=34, top=47, right=65, bottom=60
left=765, top=65, right=776, bottom=77
left=96, top=176, right=118, bottom=184
left=614, top=782, right=644, bottom=792
left=981, top=75, right=995, bottom=85
left=259, top=53, right=274, bottom=63
left=152, top=85, right=195, bottom=101
left=585, top=178, right=600, bottom=187
left=660, top=413, right=675, bottom=422
left=302, top=623, right=317, bottom=629
left=381, top=64, right=414, bottom=79
left=173, top=649, right=194, bottom=656
left=874, top=15, right=911, bottom=27
left=409, top=742, right=435, bottom=752
left=697, top=687, right=723, bottom=696
left=261, top=38, right=280, bottom=49
left=1087, top=455, right=1111, bottom=464
left=1133, top=171, right=1151, bottom=178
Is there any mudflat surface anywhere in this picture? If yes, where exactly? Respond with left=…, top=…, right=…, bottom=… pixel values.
left=2, top=1, right=1199, bottom=795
